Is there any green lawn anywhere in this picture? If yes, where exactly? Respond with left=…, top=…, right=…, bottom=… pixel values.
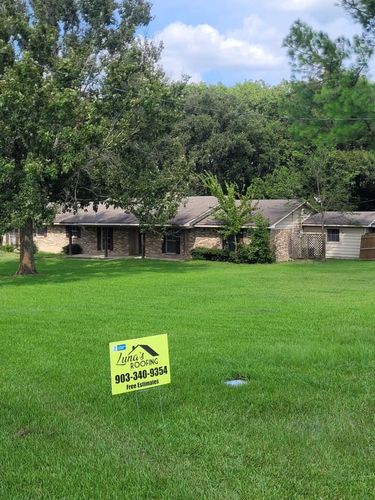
left=1, top=254, right=374, bottom=499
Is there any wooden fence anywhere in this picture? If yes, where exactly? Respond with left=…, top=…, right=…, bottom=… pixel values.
left=360, top=234, right=375, bottom=260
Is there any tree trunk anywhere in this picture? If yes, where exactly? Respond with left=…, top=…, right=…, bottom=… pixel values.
left=321, top=213, right=326, bottom=262
left=104, top=228, right=108, bottom=258
left=140, top=232, right=146, bottom=259
left=17, top=218, right=37, bottom=275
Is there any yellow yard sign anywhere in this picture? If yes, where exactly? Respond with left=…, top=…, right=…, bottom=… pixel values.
left=109, top=334, right=171, bottom=395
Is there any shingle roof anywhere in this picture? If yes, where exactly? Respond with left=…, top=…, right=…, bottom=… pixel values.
left=195, top=199, right=302, bottom=227
left=303, top=211, right=375, bottom=227
left=170, top=196, right=218, bottom=225
left=54, top=197, right=302, bottom=228
left=54, top=197, right=219, bottom=227
left=55, top=204, right=139, bottom=225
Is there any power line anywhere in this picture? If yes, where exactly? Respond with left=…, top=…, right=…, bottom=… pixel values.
left=244, top=109, right=375, bottom=123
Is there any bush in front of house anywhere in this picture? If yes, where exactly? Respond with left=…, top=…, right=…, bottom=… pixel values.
left=192, top=245, right=254, bottom=263
left=191, top=247, right=230, bottom=261
left=192, top=216, right=275, bottom=264
left=228, top=244, right=252, bottom=263
left=0, top=244, right=15, bottom=253
left=62, top=243, right=83, bottom=255
left=247, top=215, right=275, bottom=264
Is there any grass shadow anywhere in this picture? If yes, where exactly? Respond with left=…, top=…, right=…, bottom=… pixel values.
left=0, top=255, right=210, bottom=288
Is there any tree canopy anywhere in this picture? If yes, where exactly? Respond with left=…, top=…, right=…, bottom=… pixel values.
left=0, top=0, right=190, bottom=274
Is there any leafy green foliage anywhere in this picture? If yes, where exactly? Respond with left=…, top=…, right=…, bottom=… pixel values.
left=191, top=247, right=230, bottom=262
left=0, top=0, right=190, bottom=273
left=340, top=0, right=375, bottom=31
left=283, top=77, right=375, bottom=150
left=0, top=244, right=14, bottom=253
left=283, top=20, right=373, bottom=81
left=250, top=166, right=303, bottom=199
left=279, top=1, right=375, bottom=215
left=301, top=150, right=375, bottom=212
left=247, top=215, right=275, bottom=264
left=282, top=1, right=375, bottom=154
left=177, top=82, right=295, bottom=189
left=62, top=243, right=82, bottom=255
left=201, top=174, right=255, bottom=252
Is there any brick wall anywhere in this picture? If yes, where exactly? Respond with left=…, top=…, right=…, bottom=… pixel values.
left=270, top=229, right=293, bottom=262
left=144, top=230, right=187, bottom=259
left=38, top=225, right=295, bottom=262
left=34, top=226, right=68, bottom=253
left=186, top=228, right=222, bottom=255
left=36, top=226, right=132, bottom=256
left=79, top=227, right=130, bottom=256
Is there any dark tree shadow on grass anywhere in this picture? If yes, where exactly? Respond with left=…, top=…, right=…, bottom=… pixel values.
left=0, top=255, right=210, bottom=288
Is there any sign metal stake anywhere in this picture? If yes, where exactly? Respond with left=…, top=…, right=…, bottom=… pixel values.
left=135, top=392, right=141, bottom=430
left=158, top=388, right=165, bottom=427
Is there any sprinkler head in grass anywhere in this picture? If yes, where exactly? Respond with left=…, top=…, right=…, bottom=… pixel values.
left=224, top=377, right=248, bottom=387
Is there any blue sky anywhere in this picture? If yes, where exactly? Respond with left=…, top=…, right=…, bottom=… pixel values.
left=139, top=0, right=372, bottom=85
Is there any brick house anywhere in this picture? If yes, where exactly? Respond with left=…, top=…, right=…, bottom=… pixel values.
left=27, top=197, right=307, bottom=262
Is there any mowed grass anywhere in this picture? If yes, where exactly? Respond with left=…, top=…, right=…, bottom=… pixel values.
left=0, top=254, right=374, bottom=499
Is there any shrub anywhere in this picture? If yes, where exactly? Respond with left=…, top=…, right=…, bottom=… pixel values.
left=0, top=244, right=15, bottom=253
left=62, top=243, right=83, bottom=255
left=191, top=218, right=275, bottom=264
left=248, top=215, right=275, bottom=264
left=191, top=247, right=230, bottom=262
left=229, top=244, right=252, bottom=263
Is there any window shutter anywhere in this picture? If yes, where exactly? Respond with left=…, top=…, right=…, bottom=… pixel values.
left=97, top=228, right=101, bottom=250
left=162, top=235, right=166, bottom=253
left=175, top=234, right=181, bottom=255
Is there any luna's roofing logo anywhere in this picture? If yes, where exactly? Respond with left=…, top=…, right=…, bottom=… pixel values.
left=116, top=344, right=159, bottom=368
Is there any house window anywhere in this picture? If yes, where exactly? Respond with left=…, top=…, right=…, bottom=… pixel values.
left=327, top=228, right=340, bottom=242
left=34, top=226, right=47, bottom=237
left=97, top=227, right=114, bottom=251
left=162, top=230, right=181, bottom=254
left=65, top=226, right=81, bottom=238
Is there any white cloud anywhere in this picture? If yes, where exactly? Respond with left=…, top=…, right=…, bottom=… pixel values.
left=154, top=20, right=283, bottom=82
left=272, top=0, right=336, bottom=11
left=229, top=14, right=278, bottom=42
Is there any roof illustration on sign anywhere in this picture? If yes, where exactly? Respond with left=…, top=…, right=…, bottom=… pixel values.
left=129, top=344, right=159, bottom=357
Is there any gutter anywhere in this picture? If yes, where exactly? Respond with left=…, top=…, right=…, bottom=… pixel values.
left=54, top=222, right=140, bottom=227
left=302, top=223, right=368, bottom=228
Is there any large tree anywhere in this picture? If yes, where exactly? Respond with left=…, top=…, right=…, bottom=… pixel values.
left=0, top=0, right=189, bottom=274
left=280, top=3, right=375, bottom=213
left=283, top=18, right=375, bottom=149
left=340, top=1, right=375, bottom=34
left=176, top=82, right=296, bottom=191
